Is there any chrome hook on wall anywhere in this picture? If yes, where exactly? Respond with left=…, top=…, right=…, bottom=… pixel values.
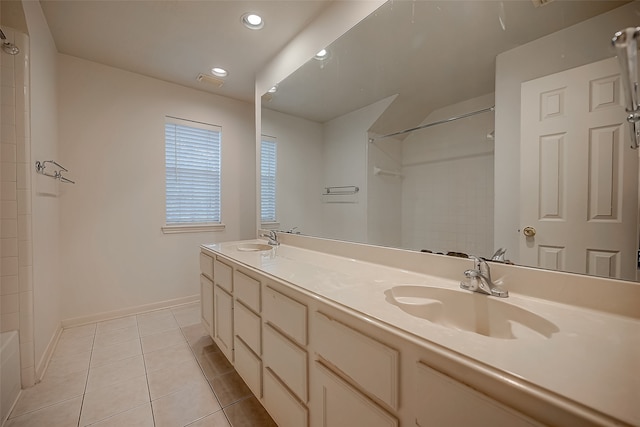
left=612, top=27, right=640, bottom=149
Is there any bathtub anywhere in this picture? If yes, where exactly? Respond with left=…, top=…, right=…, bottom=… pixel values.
left=0, top=331, right=20, bottom=425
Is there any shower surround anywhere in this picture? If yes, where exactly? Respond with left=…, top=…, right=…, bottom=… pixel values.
left=0, top=27, right=35, bottom=389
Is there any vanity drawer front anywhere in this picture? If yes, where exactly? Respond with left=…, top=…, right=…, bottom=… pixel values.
left=314, top=312, right=399, bottom=410
left=234, top=270, right=261, bottom=313
left=263, top=324, right=308, bottom=402
left=214, top=259, right=233, bottom=292
left=200, top=252, right=214, bottom=280
left=263, top=286, right=307, bottom=345
left=415, top=362, right=541, bottom=427
left=264, top=368, right=308, bottom=427
left=200, top=274, right=214, bottom=337
left=314, top=361, right=398, bottom=427
left=234, top=301, right=261, bottom=355
left=234, top=337, right=261, bottom=398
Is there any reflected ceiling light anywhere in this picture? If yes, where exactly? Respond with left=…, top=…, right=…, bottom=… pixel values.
left=242, top=13, right=264, bottom=30
left=211, top=67, right=228, bottom=77
left=314, top=49, right=329, bottom=60
left=268, top=85, right=277, bottom=94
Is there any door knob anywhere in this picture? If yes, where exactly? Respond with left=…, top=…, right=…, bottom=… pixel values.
left=523, top=226, right=536, bottom=237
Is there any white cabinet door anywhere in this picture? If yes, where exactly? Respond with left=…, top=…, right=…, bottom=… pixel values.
left=213, top=285, right=234, bottom=363
left=200, top=274, right=214, bottom=337
left=415, top=362, right=541, bottom=427
left=312, top=362, right=397, bottom=427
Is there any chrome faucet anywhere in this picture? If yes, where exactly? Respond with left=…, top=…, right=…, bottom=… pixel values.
left=260, top=230, right=280, bottom=246
left=460, top=256, right=508, bottom=298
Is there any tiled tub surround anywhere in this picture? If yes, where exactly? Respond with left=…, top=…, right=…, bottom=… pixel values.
left=203, top=234, right=640, bottom=427
left=0, top=27, right=35, bottom=388
left=3, top=303, right=276, bottom=427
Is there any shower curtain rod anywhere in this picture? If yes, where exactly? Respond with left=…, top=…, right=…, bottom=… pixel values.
left=368, top=106, right=495, bottom=142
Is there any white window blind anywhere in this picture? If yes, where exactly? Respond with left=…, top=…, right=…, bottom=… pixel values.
left=165, top=117, right=221, bottom=225
left=261, top=137, right=277, bottom=223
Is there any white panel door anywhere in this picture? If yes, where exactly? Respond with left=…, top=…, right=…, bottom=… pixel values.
left=520, top=57, right=638, bottom=280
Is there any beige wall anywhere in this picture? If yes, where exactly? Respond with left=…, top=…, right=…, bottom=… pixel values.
left=57, top=55, right=255, bottom=321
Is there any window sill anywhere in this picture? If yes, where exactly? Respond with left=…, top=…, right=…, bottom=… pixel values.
left=162, top=223, right=226, bottom=234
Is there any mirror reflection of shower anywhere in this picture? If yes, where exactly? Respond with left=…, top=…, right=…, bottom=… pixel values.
left=0, top=28, right=20, bottom=55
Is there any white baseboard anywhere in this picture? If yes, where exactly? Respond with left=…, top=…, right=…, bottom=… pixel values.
left=35, top=323, right=63, bottom=382
left=61, top=294, right=200, bottom=328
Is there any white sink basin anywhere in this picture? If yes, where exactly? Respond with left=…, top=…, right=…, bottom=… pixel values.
left=235, top=243, right=273, bottom=252
left=386, top=285, right=558, bottom=339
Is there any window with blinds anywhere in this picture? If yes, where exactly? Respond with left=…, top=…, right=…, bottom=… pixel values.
left=165, top=117, right=221, bottom=227
left=261, top=137, right=277, bottom=223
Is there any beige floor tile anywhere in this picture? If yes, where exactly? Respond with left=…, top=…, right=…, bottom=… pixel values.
left=60, top=323, right=96, bottom=340
left=151, top=382, right=221, bottom=427
left=6, top=396, right=82, bottom=427
left=173, top=306, right=201, bottom=328
left=141, top=328, right=186, bottom=353
left=197, top=349, right=234, bottom=381
left=223, top=397, right=277, bottom=427
left=90, top=338, right=142, bottom=367
left=88, top=403, right=154, bottom=427
left=143, top=341, right=193, bottom=373
left=190, top=334, right=218, bottom=357
left=11, top=369, right=88, bottom=417
left=186, top=410, right=230, bottom=427
left=93, top=325, right=139, bottom=348
left=45, top=350, right=91, bottom=379
left=79, top=375, right=150, bottom=426
left=147, top=357, right=208, bottom=400
left=182, top=323, right=209, bottom=344
left=52, top=334, right=94, bottom=359
left=86, top=354, right=145, bottom=392
left=96, top=315, right=137, bottom=334
left=138, top=315, right=179, bottom=337
left=210, top=370, right=252, bottom=407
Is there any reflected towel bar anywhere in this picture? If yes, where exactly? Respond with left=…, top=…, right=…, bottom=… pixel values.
left=323, top=186, right=359, bottom=195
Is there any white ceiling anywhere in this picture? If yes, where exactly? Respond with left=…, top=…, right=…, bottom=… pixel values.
left=262, top=0, right=629, bottom=135
left=39, top=0, right=331, bottom=103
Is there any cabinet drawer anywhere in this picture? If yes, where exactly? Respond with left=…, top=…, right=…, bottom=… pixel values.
left=264, top=368, right=308, bottom=427
left=234, top=337, right=261, bottom=398
left=263, top=286, right=307, bottom=345
left=314, top=362, right=398, bottom=427
left=314, top=312, right=399, bottom=410
left=214, top=259, right=233, bottom=292
left=263, top=324, right=308, bottom=402
left=415, top=362, right=541, bottom=427
left=200, top=252, right=214, bottom=280
left=234, top=301, right=261, bottom=355
left=234, top=270, right=261, bottom=313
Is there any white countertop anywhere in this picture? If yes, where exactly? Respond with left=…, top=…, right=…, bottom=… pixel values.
left=202, top=239, right=640, bottom=426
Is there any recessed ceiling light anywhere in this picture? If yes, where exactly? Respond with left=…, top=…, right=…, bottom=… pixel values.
left=211, top=67, right=228, bottom=77
left=314, top=49, right=329, bottom=60
left=242, top=13, right=264, bottom=30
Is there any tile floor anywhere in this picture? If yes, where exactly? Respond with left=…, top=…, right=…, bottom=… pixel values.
left=4, top=303, right=277, bottom=427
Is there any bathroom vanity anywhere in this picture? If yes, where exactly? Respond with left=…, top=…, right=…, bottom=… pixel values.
left=200, top=234, right=640, bottom=427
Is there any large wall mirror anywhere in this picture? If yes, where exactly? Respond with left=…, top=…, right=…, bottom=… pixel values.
left=260, top=0, right=640, bottom=282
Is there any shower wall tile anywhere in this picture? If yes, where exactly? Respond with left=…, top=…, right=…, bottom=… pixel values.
left=17, top=163, right=31, bottom=189
left=1, top=161, right=16, bottom=181
left=20, top=339, right=34, bottom=368
left=1, top=64, right=15, bottom=87
left=1, top=143, right=16, bottom=162
left=2, top=123, right=16, bottom=143
left=21, top=366, right=35, bottom=388
left=1, top=200, right=17, bottom=219
left=18, top=240, right=32, bottom=266
left=1, top=104, right=15, bottom=126
left=2, top=256, right=18, bottom=276
left=1, top=292, right=19, bottom=313
left=19, top=266, right=32, bottom=292
left=0, top=312, right=19, bottom=332
left=19, top=312, right=33, bottom=342
left=1, top=181, right=16, bottom=200
left=2, top=237, right=18, bottom=257
left=17, top=137, right=29, bottom=163
left=18, top=214, right=32, bottom=241
left=0, top=275, right=19, bottom=295
left=1, top=86, right=15, bottom=106
left=17, top=189, right=31, bottom=214
left=1, top=219, right=17, bottom=238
